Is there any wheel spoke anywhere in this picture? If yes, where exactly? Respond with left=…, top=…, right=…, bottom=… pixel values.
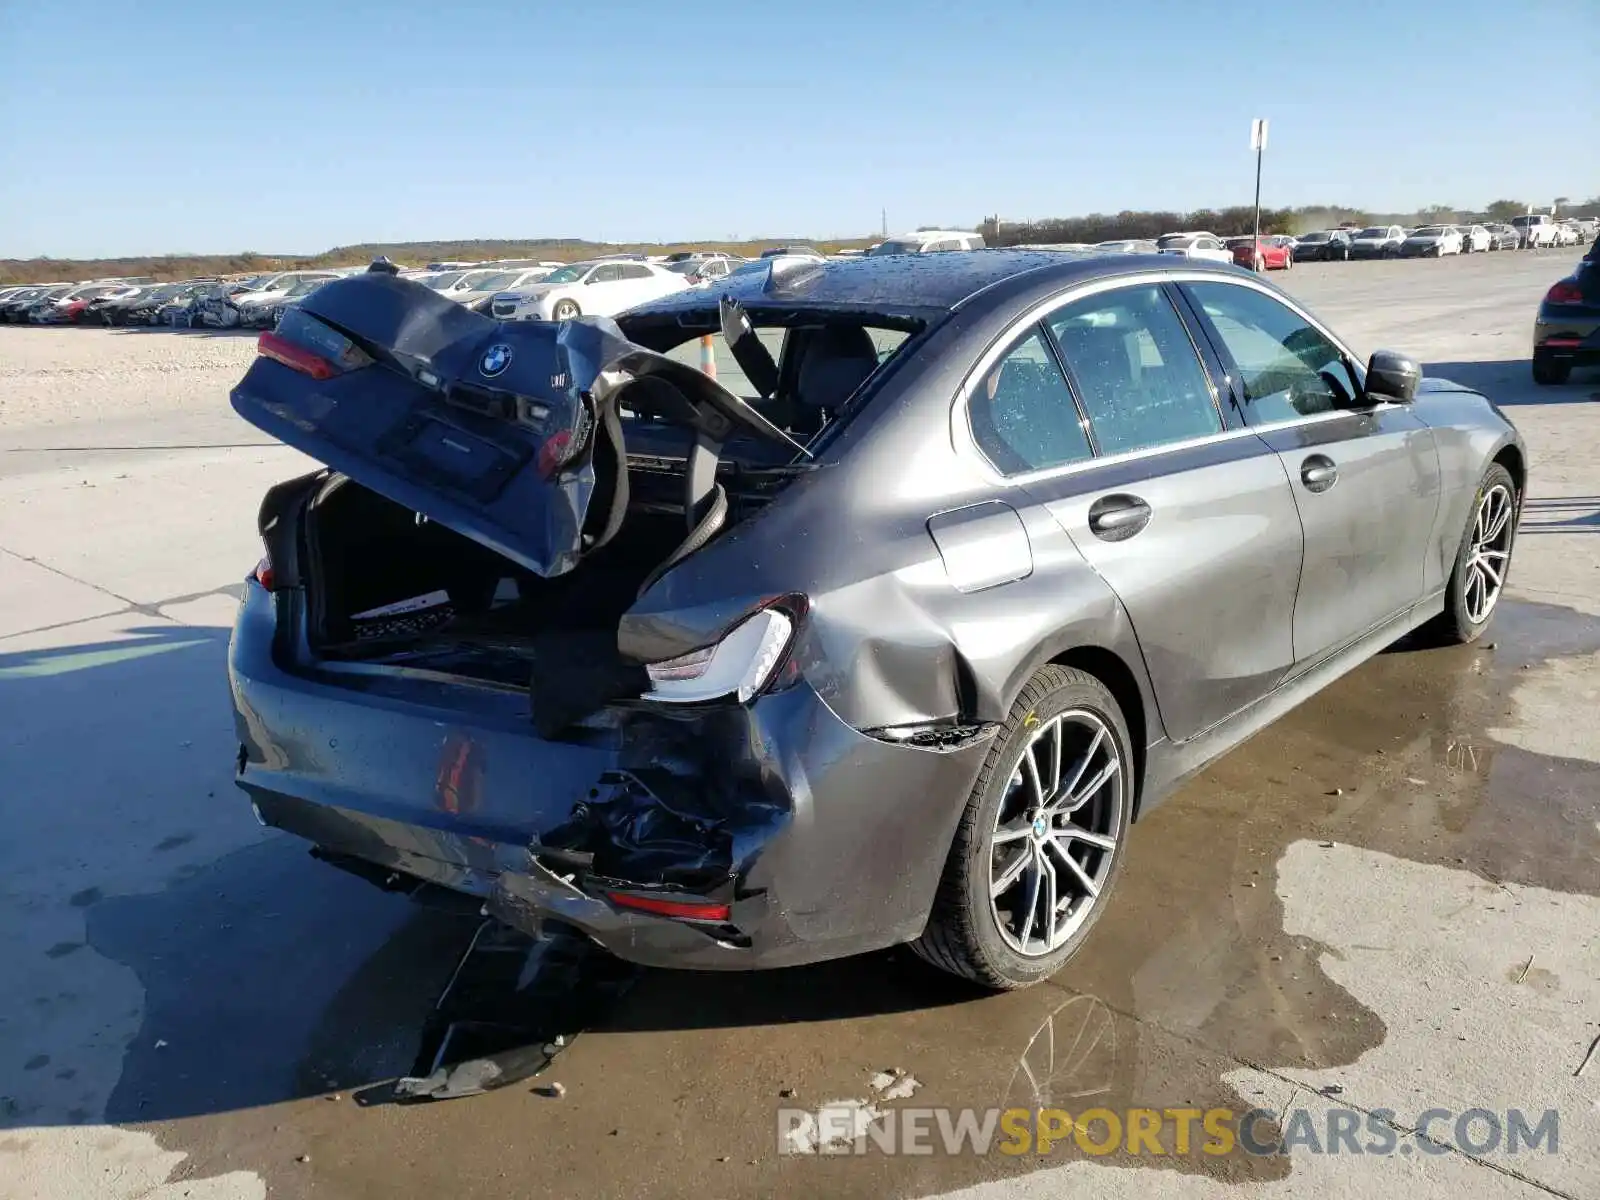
left=1020, top=746, right=1046, bottom=808
left=1017, top=853, right=1042, bottom=952
left=992, top=846, right=1031, bottom=897
left=1478, top=547, right=1510, bottom=563
left=1045, top=717, right=1064, bottom=796
left=1051, top=758, right=1119, bottom=816
left=1046, top=836, right=1101, bottom=898
left=1041, top=848, right=1060, bottom=942
left=1484, top=494, right=1511, bottom=542
left=1477, top=556, right=1503, bottom=588
left=1056, top=822, right=1117, bottom=851
left=1056, top=727, right=1106, bottom=808
left=993, top=818, right=1033, bottom=845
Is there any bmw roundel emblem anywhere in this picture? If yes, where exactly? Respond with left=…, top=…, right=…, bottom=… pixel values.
left=479, top=343, right=513, bottom=377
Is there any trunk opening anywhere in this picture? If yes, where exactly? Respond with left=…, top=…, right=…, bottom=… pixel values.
left=304, top=477, right=688, bottom=693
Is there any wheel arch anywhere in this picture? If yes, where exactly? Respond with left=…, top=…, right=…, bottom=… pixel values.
left=1491, top=441, right=1525, bottom=500
left=1045, top=644, right=1152, bottom=820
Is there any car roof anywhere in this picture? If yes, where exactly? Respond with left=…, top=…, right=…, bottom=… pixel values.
left=623, top=248, right=1241, bottom=321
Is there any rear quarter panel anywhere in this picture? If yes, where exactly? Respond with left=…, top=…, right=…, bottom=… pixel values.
left=622, top=298, right=1163, bottom=744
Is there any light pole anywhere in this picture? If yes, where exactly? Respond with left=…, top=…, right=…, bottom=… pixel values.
left=1250, top=118, right=1269, bottom=269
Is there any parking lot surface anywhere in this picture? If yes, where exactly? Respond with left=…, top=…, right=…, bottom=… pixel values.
left=1, top=249, right=1596, bottom=1200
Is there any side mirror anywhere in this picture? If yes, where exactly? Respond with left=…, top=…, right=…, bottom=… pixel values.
left=1365, top=350, right=1420, bottom=404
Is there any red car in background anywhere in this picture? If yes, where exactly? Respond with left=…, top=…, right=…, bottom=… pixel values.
left=1225, top=236, right=1293, bottom=271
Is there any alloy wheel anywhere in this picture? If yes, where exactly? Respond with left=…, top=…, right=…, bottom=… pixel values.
left=989, top=711, right=1125, bottom=958
left=1464, top=484, right=1513, bottom=624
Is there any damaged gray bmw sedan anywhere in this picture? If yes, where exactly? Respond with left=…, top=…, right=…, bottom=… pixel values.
left=227, top=250, right=1525, bottom=989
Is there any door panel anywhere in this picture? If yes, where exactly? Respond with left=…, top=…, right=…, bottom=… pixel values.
left=1028, top=437, right=1303, bottom=742
left=1255, top=411, right=1439, bottom=663
left=1031, top=283, right=1302, bottom=742
left=1177, top=279, right=1441, bottom=665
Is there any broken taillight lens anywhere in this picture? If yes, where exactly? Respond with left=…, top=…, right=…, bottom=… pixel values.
left=643, top=601, right=802, bottom=705
left=256, top=309, right=373, bottom=379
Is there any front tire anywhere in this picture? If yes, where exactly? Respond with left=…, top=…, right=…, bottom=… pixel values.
left=552, top=299, right=580, bottom=320
left=912, top=666, right=1133, bottom=990
left=1432, top=463, right=1517, bottom=644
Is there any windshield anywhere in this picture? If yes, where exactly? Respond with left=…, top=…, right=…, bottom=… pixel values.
left=1299, top=232, right=1331, bottom=243
left=1155, top=234, right=1193, bottom=248
left=424, top=271, right=466, bottom=291
left=1412, top=226, right=1444, bottom=236
left=465, top=271, right=522, bottom=292
left=539, top=265, right=588, bottom=285
left=1357, top=227, right=1386, bottom=238
left=871, top=240, right=924, bottom=255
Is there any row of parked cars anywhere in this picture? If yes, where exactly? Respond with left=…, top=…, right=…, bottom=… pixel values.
left=1296, top=214, right=1593, bottom=260
left=4, top=216, right=1593, bottom=333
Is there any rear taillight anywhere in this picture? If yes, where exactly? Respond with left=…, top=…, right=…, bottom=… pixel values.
left=251, top=554, right=276, bottom=591
left=643, top=599, right=804, bottom=705
left=256, top=309, right=373, bottom=379
left=1546, top=281, right=1583, bottom=305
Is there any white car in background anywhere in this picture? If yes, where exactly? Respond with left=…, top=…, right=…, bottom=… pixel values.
left=868, top=230, right=987, bottom=255
left=1348, top=225, right=1406, bottom=258
left=1460, top=224, right=1493, bottom=253
left=1551, top=220, right=1581, bottom=247
left=1094, top=239, right=1160, bottom=253
left=1154, top=231, right=1231, bottom=264
left=662, top=255, right=742, bottom=286
left=436, top=266, right=558, bottom=312
left=490, top=259, right=688, bottom=321
left=1510, top=214, right=1558, bottom=248
left=1400, top=225, right=1466, bottom=257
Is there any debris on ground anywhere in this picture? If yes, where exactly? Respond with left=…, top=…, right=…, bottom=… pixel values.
left=1576, top=1033, right=1600, bottom=1078
left=393, top=920, right=636, bottom=1102
left=536, top=1082, right=566, bottom=1099
left=1516, top=954, right=1535, bottom=984
left=869, top=1069, right=921, bottom=1101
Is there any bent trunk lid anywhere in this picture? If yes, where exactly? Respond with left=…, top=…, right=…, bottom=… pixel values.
left=229, top=271, right=797, bottom=577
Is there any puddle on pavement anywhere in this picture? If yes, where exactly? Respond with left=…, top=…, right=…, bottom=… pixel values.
left=103, top=600, right=1600, bottom=1200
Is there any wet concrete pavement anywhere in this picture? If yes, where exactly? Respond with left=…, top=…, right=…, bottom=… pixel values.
left=2, top=250, right=1598, bottom=1200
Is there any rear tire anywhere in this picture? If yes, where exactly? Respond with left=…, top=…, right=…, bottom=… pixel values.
left=1431, top=463, right=1517, bottom=644
left=1531, top=355, right=1571, bottom=386
left=912, top=666, right=1134, bottom=990
left=552, top=299, right=580, bottom=320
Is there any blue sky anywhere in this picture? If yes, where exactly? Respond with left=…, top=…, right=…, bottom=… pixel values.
left=1, top=0, right=1594, bottom=258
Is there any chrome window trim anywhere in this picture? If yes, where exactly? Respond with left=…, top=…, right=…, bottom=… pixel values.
left=952, top=270, right=1365, bottom=486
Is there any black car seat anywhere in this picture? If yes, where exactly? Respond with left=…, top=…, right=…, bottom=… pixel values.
left=793, top=324, right=880, bottom=428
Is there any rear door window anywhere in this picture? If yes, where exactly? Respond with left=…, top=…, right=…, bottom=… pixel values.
left=1045, top=285, right=1222, bottom=456
left=1181, top=281, right=1357, bottom=422
left=968, top=329, right=1092, bottom=474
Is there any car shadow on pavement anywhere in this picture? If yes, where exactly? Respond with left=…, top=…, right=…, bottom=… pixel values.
left=1518, top=495, right=1600, bottom=534
left=0, top=623, right=479, bottom=1130
left=1426, top=359, right=1599, bottom=404
left=2, top=622, right=978, bottom=1129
